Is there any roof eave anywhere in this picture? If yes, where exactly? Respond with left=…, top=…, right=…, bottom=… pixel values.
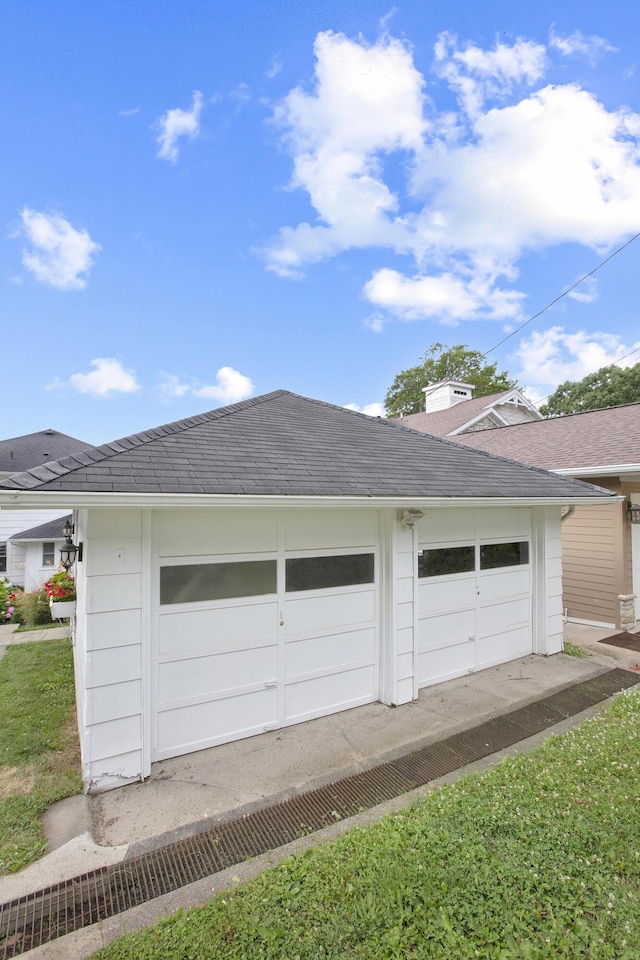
left=552, top=463, right=640, bottom=479
left=0, top=490, right=621, bottom=510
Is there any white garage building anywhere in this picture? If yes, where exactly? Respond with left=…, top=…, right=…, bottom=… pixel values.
left=0, top=391, right=617, bottom=794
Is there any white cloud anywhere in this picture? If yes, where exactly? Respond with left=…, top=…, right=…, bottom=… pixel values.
left=266, top=56, right=283, bottom=80
left=549, top=29, right=616, bottom=65
left=192, top=367, right=254, bottom=405
left=51, top=359, right=141, bottom=397
left=434, top=32, right=547, bottom=117
left=119, top=106, right=140, bottom=117
left=156, top=373, right=192, bottom=399
left=230, top=83, right=251, bottom=107
left=18, top=208, right=100, bottom=290
left=260, top=30, right=427, bottom=277
left=344, top=402, right=385, bottom=417
left=511, top=326, right=640, bottom=401
left=155, top=368, right=254, bottom=405
left=155, top=90, right=203, bottom=163
left=567, top=277, right=599, bottom=304
left=260, top=29, right=640, bottom=325
left=363, top=267, right=524, bottom=323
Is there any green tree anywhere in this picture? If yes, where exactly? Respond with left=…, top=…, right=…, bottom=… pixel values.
left=384, top=343, right=519, bottom=417
left=540, top=362, right=640, bottom=416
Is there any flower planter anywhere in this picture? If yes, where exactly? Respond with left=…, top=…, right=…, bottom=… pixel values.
left=49, top=600, right=76, bottom=620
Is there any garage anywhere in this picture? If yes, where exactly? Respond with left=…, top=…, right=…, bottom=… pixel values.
left=416, top=508, right=533, bottom=687
left=152, top=508, right=380, bottom=761
left=0, top=389, right=617, bottom=792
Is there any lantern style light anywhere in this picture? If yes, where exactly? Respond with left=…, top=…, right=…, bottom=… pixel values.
left=59, top=519, right=83, bottom=570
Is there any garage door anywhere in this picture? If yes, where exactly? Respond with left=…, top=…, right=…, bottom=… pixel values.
left=416, top=510, right=532, bottom=688
left=151, top=511, right=379, bottom=761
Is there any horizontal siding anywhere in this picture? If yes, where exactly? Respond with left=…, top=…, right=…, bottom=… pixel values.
left=562, top=504, right=617, bottom=625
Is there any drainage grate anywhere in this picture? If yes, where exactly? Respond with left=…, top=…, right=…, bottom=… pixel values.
left=599, top=632, right=640, bottom=653
left=1, top=667, right=637, bottom=957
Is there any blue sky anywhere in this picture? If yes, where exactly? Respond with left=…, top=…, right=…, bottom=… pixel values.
left=3, top=0, right=640, bottom=445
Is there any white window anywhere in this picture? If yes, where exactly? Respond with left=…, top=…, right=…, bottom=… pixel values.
left=42, top=542, right=56, bottom=567
left=0, top=543, right=6, bottom=573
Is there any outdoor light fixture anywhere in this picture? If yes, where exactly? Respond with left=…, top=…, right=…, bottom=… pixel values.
left=400, top=509, right=425, bottom=527
left=628, top=501, right=640, bottom=524
left=59, top=518, right=83, bottom=570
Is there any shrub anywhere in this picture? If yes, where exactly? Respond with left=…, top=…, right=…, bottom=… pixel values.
left=0, top=577, right=17, bottom=622
left=12, top=591, right=53, bottom=627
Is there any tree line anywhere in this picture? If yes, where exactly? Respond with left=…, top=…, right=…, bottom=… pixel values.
left=384, top=343, right=640, bottom=418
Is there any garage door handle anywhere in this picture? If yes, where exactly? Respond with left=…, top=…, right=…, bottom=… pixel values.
left=264, top=681, right=277, bottom=688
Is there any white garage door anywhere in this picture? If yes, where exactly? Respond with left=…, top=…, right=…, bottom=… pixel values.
left=151, top=511, right=379, bottom=761
left=416, top=509, right=533, bottom=688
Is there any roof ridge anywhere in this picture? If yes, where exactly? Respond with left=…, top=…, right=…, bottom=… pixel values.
left=384, top=413, right=613, bottom=494
left=0, top=391, right=290, bottom=490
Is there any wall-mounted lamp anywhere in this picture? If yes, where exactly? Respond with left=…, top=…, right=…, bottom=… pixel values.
left=400, top=509, right=425, bottom=528
left=59, top=518, right=83, bottom=570
left=628, top=501, right=640, bottom=524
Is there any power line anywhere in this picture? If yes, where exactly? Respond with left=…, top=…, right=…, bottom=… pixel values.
left=419, top=231, right=640, bottom=408
left=483, top=231, right=640, bottom=358
left=534, top=342, right=640, bottom=410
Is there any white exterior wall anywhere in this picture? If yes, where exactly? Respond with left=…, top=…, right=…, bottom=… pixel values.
left=19, top=539, right=64, bottom=591
left=390, top=517, right=416, bottom=705
left=73, top=502, right=565, bottom=793
left=76, top=508, right=145, bottom=793
left=532, top=506, right=564, bottom=655
left=0, top=508, right=68, bottom=587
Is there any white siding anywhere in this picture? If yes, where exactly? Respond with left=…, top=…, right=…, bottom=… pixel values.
left=77, top=509, right=145, bottom=793
left=0, top=508, right=68, bottom=587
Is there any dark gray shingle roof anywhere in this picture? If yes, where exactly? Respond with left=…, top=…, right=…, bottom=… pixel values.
left=0, top=391, right=614, bottom=501
left=0, top=429, right=92, bottom=474
left=10, top=515, right=71, bottom=542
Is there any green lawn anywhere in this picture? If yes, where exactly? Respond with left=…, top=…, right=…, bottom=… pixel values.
left=0, top=638, right=82, bottom=874
left=92, top=688, right=640, bottom=960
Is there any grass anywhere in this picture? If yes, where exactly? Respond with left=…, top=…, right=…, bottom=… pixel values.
left=14, top=621, right=67, bottom=634
left=92, top=689, right=640, bottom=960
left=563, top=641, right=591, bottom=658
left=0, top=638, right=82, bottom=874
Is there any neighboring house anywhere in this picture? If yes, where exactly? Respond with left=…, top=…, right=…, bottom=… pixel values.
left=395, top=379, right=542, bottom=437
left=439, top=403, right=640, bottom=631
left=0, top=429, right=92, bottom=586
left=0, top=390, right=616, bottom=794
left=9, top=515, right=72, bottom=591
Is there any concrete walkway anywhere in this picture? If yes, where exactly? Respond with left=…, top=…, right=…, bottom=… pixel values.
left=1, top=624, right=639, bottom=958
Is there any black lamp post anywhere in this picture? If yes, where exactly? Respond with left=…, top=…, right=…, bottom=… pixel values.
left=59, top=518, right=82, bottom=570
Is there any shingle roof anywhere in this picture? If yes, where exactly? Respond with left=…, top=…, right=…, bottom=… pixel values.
left=394, top=391, right=512, bottom=437
left=9, top=515, right=71, bottom=542
left=0, top=430, right=92, bottom=474
left=448, top=402, right=640, bottom=470
left=0, top=390, right=613, bottom=501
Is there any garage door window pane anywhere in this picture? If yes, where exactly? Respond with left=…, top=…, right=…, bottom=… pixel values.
left=160, top=560, right=277, bottom=605
left=418, top=546, right=475, bottom=578
left=480, top=541, right=529, bottom=570
left=286, top=554, right=374, bottom=592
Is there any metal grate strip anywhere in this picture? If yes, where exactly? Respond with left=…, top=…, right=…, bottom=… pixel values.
left=1, top=667, right=637, bottom=957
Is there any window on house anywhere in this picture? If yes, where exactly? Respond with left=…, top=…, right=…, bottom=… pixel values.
left=42, top=542, right=55, bottom=567
left=286, top=553, right=374, bottom=592
left=160, top=560, right=277, bottom=605
left=418, top=545, right=475, bottom=578
left=480, top=541, right=529, bottom=570
left=0, top=543, right=6, bottom=573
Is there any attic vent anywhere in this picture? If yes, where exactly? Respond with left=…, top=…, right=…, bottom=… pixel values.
left=453, top=389, right=469, bottom=396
